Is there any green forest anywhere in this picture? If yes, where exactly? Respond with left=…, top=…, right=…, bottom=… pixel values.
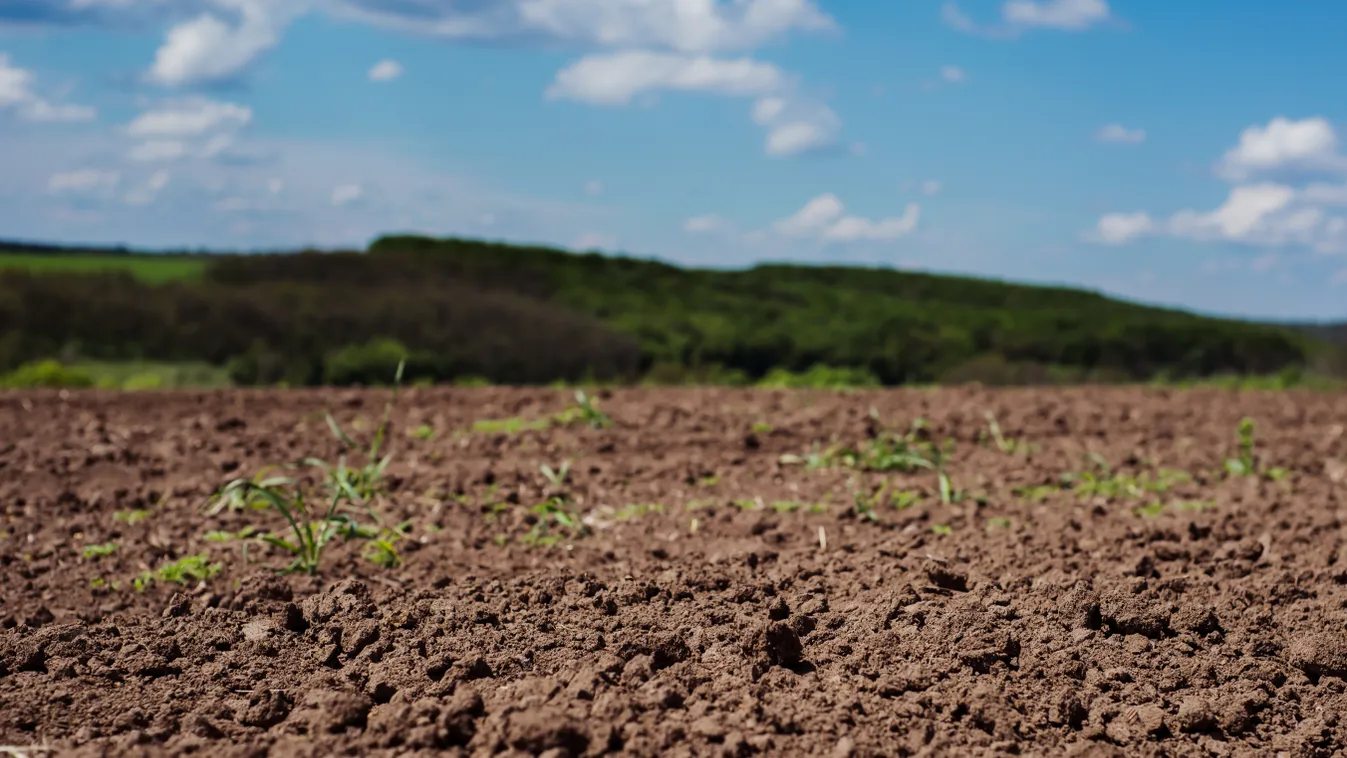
left=1, top=236, right=1343, bottom=388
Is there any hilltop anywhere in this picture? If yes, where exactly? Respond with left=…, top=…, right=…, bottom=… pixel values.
left=0, top=236, right=1342, bottom=387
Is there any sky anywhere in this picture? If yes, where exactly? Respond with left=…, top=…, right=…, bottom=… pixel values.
left=1, top=0, right=1346, bottom=322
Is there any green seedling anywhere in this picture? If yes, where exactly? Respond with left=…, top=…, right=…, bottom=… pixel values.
left=541, top=460, right=572, bottom=492
left=853, top=486, right=883, bottom=521
left=891, top=489, right=922, bottom=510
left=751, top=422, right=774, bottom=434
left=472, top=416, right=551, bottom=435
left=203, top=526, right=257, bottom=543
left=1222, top=417, right=1289, bottom=481
left=410, top=423, right=435, bottom=440
left=521, top=496, right=588, bottom=547
left=1173, top=499, right=1217, bottom=513
left=208, top=361, right=408, bottom=574
left=553, top=389, right=613, bottom=429
left=81, top=542, right=119, bottom=559
left=1224, top=417, right=1257, bottom=477
left=1062, top=467, right=1190, bottom=501
left=986, top=517, right=1014, bottom=530
left=1133, top=502, right=1166, bottom=518
left=931, top=524, right=953, bottom=536
left=982, top=412, right=1038, bottom=454
left=614, top=503, right=664, bottom=520
left=134, top=553, right=220, bottom=592
left=113, top=509, right=152, bottom=526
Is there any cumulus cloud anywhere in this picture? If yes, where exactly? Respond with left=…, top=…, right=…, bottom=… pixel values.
left=1216, top=116, right=1347, bottom=180
left=921, top=180, right=943, bottom=196
left=0, top=53, right=96, bottom=122
left=147, top=0, right=299, bottom=86
left=123, top=97, right=253, bottom=163
left=547, top=51, right=785, bottom=105
left=127, top=97, right=252, bottom=136
left=1090, top=116, right=1347, bottom=255
left=367, top=59, right=403, bottom=82
left=751, top=96, right=840, bottom=157
left=333, top=0, right=835, bottom=54
left=943, top=0, right=1112, bottom=37
left=774, top=193, right=920, bottom=242
left=940, top=65, right=966, bottom=84
left=47, top=169, right=120, bottom=193
left=1095, top=123, right=1145, bottom=144
left=547, top=50, right=838, bottom=157
left=1089, top=184, right=1347, bottom=254
left=683, top=214, right=731, bottom=234
left=1090, top=211, right=1153, bottom=244
left=331, top=183, right=364, bottom=207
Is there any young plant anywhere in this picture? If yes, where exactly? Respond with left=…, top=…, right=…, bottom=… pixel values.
left=554, top=389, right=613, bottom=429
left=1222, top=417, right=1288, bottom=480
left=207, top=361, right=409, bottom=574
left=1224, top=417, right=1258, bottom=477
left=982, top=411, right=1037, bottom=454
left=82, top=542, right=119, bottom=560
left=133, top=553, right=221, bottom=592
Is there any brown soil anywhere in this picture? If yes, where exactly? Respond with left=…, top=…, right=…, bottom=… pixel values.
left=3, top=386, right=1347, bottom=757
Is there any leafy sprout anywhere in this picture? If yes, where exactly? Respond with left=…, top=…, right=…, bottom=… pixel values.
left=133, top=553, right=221, bottom=592
left=206, top=360, right=409, bottom=574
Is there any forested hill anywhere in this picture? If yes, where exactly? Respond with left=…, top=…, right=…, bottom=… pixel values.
left=0, top=235, right=1342, bottom=386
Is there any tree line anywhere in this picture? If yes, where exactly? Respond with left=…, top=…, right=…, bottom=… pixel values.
left=0, top=235, right=1339, bottom=386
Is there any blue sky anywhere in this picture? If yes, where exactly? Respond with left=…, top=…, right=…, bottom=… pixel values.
left=1, top=0, right=1346, bottom=321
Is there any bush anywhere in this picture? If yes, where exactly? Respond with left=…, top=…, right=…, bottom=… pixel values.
left=0, top=359, right=95, bottom=388
left=756, top=365, right=881, bottom=389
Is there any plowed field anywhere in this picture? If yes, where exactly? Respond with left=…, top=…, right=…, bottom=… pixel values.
left=3, top=386, right=1347, bottom=757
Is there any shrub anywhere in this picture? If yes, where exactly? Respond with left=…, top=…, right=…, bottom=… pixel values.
left=0, top=359, right=95, bottom=388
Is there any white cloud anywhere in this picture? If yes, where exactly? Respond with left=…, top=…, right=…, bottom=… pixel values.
left=774, top=193, right=920, bottom=242
left=331, top=183, right=364, bottom=206
left=1003, top=0, right=1110, bottom=30
left=683, top=214, right=731, bottom=233
left=940, top=65, right=966, bottom=84
left=267, top=177, right=285, bottom=194
left=751, top=96, right=840, bottom=157
left=584, top=179, right=604, bottom=196
left=367, top=59, right=403, bottom=82
left=547, top=51, right=838, bottom=157
left=1090, top=211, right=1153, bottom=244
left=921, top=180, right=942, bottom=196
left=1302, top=182, right=1347, bottom=206
left=1333, top=268, right=1347, bottom=287
left=943, top=0, right=1111, bottom=37
left=127, top=98, right=252, bottom=136
left=129, top=139, right=189, bottom=162
left=1091, top=116, right=1347, bottom=255
left=334, top=0, right=835, bottom=54
left=547, top=51, right=785, bottom=105
left=148, top=0, right=297, bottom=86
left=123, top=169, right=172, bottom=206
left=1216, top=116, right=1347, bottom=180
left=0, top=53, right=96, bottom=122
left=1090, top=184, right=1347, bottom=254
left=47, top=169, right=120, bottom=193
left=1095, top=123, right=1145, bottom=144
left=752, top=96, right=786, bottom=123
